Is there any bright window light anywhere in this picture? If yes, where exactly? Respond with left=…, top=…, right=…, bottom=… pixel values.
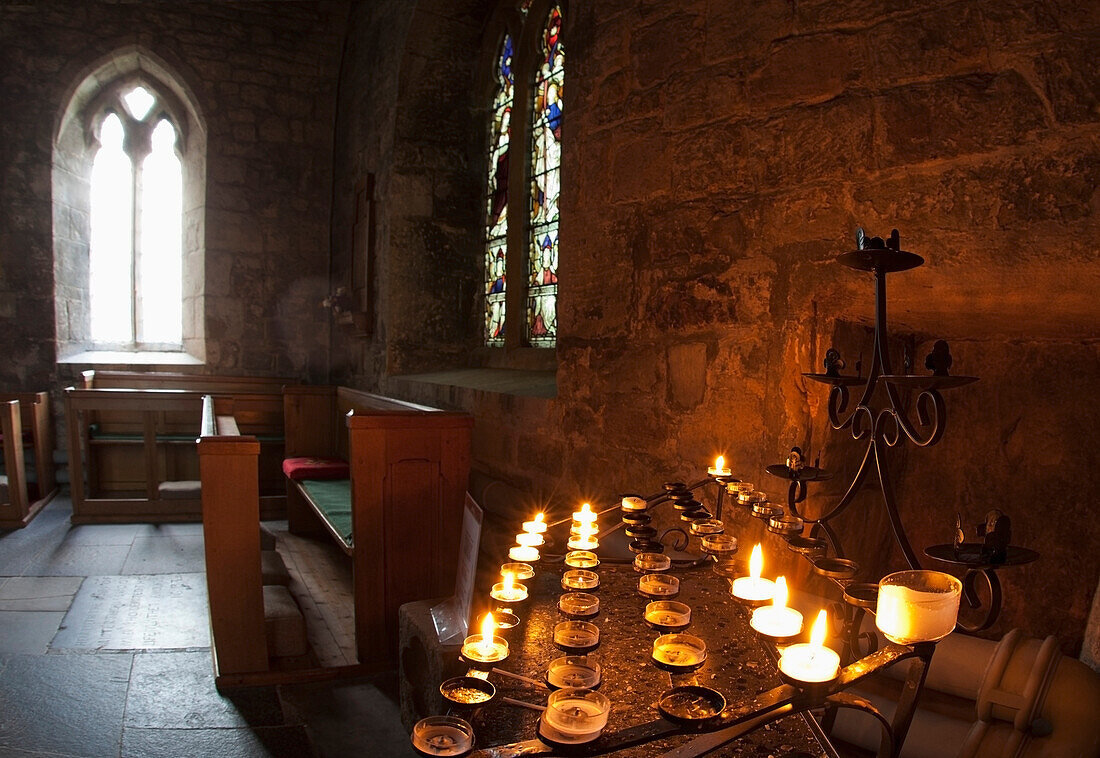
left=139, top=119, right=183, bottom=345
left=122, top=85, right=155, bottom=121
left=89, top=113, right=134, bottom=344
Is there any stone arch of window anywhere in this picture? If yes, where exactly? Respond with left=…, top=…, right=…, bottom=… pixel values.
left=480, top=0, right=564, bottom=351
left=53, top=46, right=207, bottom=362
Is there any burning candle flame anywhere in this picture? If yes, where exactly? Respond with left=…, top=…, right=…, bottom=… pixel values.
left=773, top=576, right=787, bottom=608
left=503, top=572, right=514, bottom=595
left=480, top=613, right=495, bottom=655
left=810, top=609, right=828, bottom=647
left=581, top=503, right=592, bottom=515
left=715, top=455, right=725, bottom=470
left=536, top=512, right=545, bottom=523
left=749, top=544, right=763, bottom=580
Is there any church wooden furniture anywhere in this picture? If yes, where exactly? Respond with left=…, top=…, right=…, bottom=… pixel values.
left=282, top=385, right=473, bottom=666
left=65, top=371, right=292, bottom=524
left=0, top=391, right=57, bottom=529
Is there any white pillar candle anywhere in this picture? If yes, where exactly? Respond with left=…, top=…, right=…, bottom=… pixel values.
left=876, top=570, right=962, bottom=644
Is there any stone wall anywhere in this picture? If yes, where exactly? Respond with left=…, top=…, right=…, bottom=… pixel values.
left=0, top=1, right=348, bottom=388
left=332, top=0, right=1100, bottom=656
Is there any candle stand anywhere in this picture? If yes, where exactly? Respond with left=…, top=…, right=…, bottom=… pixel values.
left=415, top=230, right=1039, bottom=758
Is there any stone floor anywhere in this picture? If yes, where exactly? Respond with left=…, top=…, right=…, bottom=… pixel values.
left=0, top=495, right=416, bottom=758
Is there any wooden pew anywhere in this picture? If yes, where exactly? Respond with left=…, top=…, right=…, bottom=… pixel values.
left=283, top=386, right=473, bottom=666
left=65, top=374, right=290, bottom=524
left=0, top=392, right=57, bottom=528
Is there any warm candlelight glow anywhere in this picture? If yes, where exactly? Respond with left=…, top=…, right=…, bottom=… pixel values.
left=716, top=455, right=724, bottom=470
left=750, top=576, right=803, bottom=638
left=516, top=531, right=544, bottom=547
left=750, top=543, right=763, bottom=579
left=731, top=544, right=775, bottom=604
left=573, top=502, right=597, bottom=523
left=503, top=572, right=514, bottom=594
left=810, top=609, right=827, bottom=646
left=774, top=576, right=788, bottom=607
left=522, top=512, right=548, bottom=534
left=480, top=613, right=495, bottom=655
left=708, top=455, right=732, bottom=476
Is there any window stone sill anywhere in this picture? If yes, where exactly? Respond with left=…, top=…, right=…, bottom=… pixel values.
left=57, top=350, right=203, bottom=367
left=392, top=368, right=556, bottom=399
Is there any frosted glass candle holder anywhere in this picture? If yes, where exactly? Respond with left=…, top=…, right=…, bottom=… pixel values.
left=876, top=570, right=962, bottom=644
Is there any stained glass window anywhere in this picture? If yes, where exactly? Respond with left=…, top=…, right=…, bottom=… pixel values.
left=484, top=34, right=514, bottom=346
left=527, top=5, right=563, bottom=346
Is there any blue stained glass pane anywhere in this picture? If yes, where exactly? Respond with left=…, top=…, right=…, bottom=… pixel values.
left=527, top=6, right=562, bottom=347
left=485, top=34, right=514, bottom=346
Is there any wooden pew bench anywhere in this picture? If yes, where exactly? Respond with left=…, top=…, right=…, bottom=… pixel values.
left=0, top=392, right=58, bottom=529
left=283, top=386, right=473, bottom=666
left=66, top=371, right=293, bottom=524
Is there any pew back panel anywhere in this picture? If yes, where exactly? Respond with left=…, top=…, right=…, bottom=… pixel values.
left=0, top=392, right=57, bottom=527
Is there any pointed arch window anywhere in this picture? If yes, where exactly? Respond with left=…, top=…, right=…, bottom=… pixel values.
left=482, top=3, right=563, bottom=349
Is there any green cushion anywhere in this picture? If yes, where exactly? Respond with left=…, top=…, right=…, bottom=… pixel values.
left=298, top=478, right=353, bottom=547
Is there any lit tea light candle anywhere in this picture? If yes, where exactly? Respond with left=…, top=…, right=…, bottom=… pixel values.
left=515, top=531, right=544, bottom=548
left=553, top=620, right=600, bottom=654
left=562, top=569, right=600, bottom=591
left=750, top=577, right=804, bottom=640
left=567, top=526, right=599, bottom=551
left=708, top=455, right=732, bottom=477
left=638, top=573, right=680, bottom=598
left=876, top=570, right=962, bottom=644
left=547, top=655, right=601, bottom=689
left=501, top=562, right=534, bottom=581
left=573, top=502, right=598, bottom=525
left=644, top=600, right=692, bottom=632
left=461, top=613, right=509, bottom=667
left=411, top=715, right=474, bottom=757
left=522, top=512, right=548, bottom=534
left=633, top=552, right=671, bottom=573
left=779, top=610, right=839, bottom=684
left=540, top=688, right=611, bottom=744
left=731, top=544, right=775, bottom=604
left=621, top=496, right=646, bottom=512
left=652, top=633, right=707, bottom=672
left=564, top=550, right=599, bottom=569
left=509, top=544, right=540, bottom=562
left=558, top=591, right=600, bottom=619
left=490, top=572, right=528, bottom=604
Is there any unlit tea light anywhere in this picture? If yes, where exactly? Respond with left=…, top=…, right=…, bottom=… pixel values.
left=562, top=569, right=600, bottom=591
left=565, top=550, right=599, bottom=569
left=500, top=562, right=535, bottom=581
left=412, top=715, right=474, bottom=757
left=634, top=552, right=671, bottom=573
left=542, top=688, right=610, bottom=742
left=567, top=533, right=599, bottom=551
left=652, top=633, right=707, bottom=670
left=558, top=592, right=600, bottom=619
left=621, top=496, right=647, bottom=511
left=690, top=519, right=725, bottom=536
left=639, top=573, right=680, bottom=598
left=547, top=655, right=601, bottom=689
left=645, top=600, right=691, bottom=631
left=554, top=620, right=600, bottom=653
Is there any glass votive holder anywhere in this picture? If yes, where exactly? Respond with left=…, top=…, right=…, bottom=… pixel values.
left=412, top=715, right=475, bottom=757
left=440, top=675, right=495, bottom=709
left=541, top=688, right=611, bottom=744
left=639, top=573, right=680, bottom=599
left=493, top=608, right=521, bottom=635
left=690, top=519, right=725, bottom=537
left=700, top=534, right=738, bottom=556
left=768, top=514, right=804, bottom=536
left=553, top=620, right=600, bottom=654
left=558, top=592, right=600, bottom=620
left=752, top=501, right=783, bottom=519
left=644, top=600, right=691, bottom=632
left=564, top=550, right=600, bottom=569
left=547, top=655, right=601, bottom=689
left=735, top=483, right=756, bottom=501
left=651, top=633, right=707, bottom=673
left=876, top=570, right=962, bottom=644
left=460, top=633, right=509, bottom=669
left=567, top=535, right=599, bottom=551
left=562, top=569, right=600, bottom=591
left=490, top=580, right=528, bottom=606
left=634, top=552, right=671, bottom=573
left=501, top=562, right=535, bottom=581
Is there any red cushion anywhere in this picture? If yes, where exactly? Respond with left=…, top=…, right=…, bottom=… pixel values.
left=282, top=457, right=350, bottom=481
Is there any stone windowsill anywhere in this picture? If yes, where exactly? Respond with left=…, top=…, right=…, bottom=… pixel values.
left=394, top=368, right=556, bottom=398
left=58, top=350, right=204, bottom=367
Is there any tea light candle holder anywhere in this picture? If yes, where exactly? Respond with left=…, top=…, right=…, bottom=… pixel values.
left=540, top=688, right=611, bottom=745
left=634, top=552, right=671, bottom=573
left=572, top=503, right=598, bottom=525
left=515, top=531, right=544, bottom=548
left=778, top=610, right=839, bottom=687
left=500, top=562, right=534, bottom=581
left=562, top=569, right=600, bottom=591
left=460, top=633, right=509, bottom=669
left=558, top=592, right=600, bottom=620
left=564, top=550, right=599, bottom=569
left=644, top=600, right=692, bottom=632
left=412, top=715, right=475, bottom=757
left=440, top=675, right=496, bottom=709
left=690, top=519, right=725, bottom=537
left=768, top=514, right=804, bottom=536
left=731, top=544, right=776, bottom=606
left=621, top=495, right=647, bottom=512
left=547, top=655, right=601, bottom=689
left=508, top=545, right=540, bottom=563
left=567, top=534, right=599, bottom=551
left=700, top=533, right=738, bottom=556
left=553, top=620, right=600, bottom=654
left=493, top=608, right=521, bottom=634
left=639, top=573, right=680, bottom=599
left=490, top=573, right=528, bottom=605
left=750, top=577, right=804, bottom=642
left=735, top=483, right=756, bottom=502
left=652, top=633, right=708, bottom=673
left=876, top=569, right=962, bottom=644
left=752, top=501, right=784, bottom=519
